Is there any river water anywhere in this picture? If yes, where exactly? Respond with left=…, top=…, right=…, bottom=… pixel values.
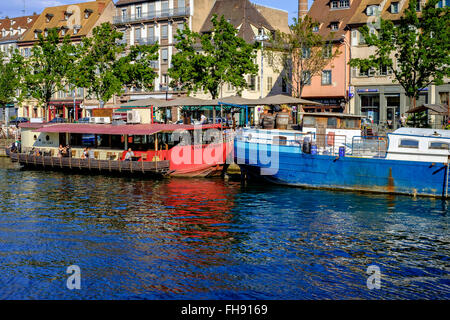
left=0, top=157, right=448, bottom=300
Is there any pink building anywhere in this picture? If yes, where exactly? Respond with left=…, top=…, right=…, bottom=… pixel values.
left=300, top=0, right=363, bottom=113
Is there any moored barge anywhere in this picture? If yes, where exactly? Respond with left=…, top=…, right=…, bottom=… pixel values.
left=10, top=122, right=233, bottom=177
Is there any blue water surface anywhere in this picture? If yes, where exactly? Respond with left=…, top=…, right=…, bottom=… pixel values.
left=0, top=158, right=448, bottom=299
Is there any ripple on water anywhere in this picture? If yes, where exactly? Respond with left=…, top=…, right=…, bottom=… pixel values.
left=0, top=158, right=448, bottom=299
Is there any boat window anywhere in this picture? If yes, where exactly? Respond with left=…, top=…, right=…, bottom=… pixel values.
left=273, top=136, right=287, bottom=145
left=303, top=116, right=316, bottom=127
left=341, top=118, right=357, bottom=129
left=327, top=117, right=337, bottom=128
left=399, top=139, right=419, bottom=148
left=429, top=141, right=450, bottom=150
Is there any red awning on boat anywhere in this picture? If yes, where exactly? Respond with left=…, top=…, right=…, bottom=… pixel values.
left=32, top=123, right=221, bottom=135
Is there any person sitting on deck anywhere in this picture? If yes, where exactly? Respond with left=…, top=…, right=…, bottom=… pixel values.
left=58, top=145, right=65, bottom=157
left=124, top=148, right=134, bottom=161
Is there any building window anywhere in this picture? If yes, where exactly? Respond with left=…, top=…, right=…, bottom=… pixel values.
left=121, top=8, right=127, bottom=20
left=391, top=2, right=399, bottom=13
left=366, top=5, right=378, bottom=16
left=248, top=75, right=256, bottom=91
left=312, top=25, right=319, bottom=32
left=162, top=74, right=169, bottom=84
left=267, top=76, right=273, bottom=91
left=302, top=71, right=311, bottom=85
left=302, top=47, right=311, bottom=59
left=162, top=1, right=169, bottom=14
left=161, top=48, right=169, bottom=63
left=281, top=78, right=287, bottom=93
left=330, top=22, right=339, bottom=31
left=323, top=44, right=332, bottom=58
left=161, top=25, right=168, bottom=40
left=135, top=27, right=141, bottom=40
left=437, top=0, right=450, bottom=7
left=84, top=9, right=92, bottom=19
left=416, top=1, right=421, bottom=11
left=321, top=70, right=332, bottom=85
left=340, top=0, right=350, bottom=8
left=136, top=6, right=142, bottom=18
left=331, top=1, right=339, bottom=8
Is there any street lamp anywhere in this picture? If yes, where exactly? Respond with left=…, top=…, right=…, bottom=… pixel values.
left=254, top=33, right=270, bottom=99
left=340, top=35, right=352, bottom=113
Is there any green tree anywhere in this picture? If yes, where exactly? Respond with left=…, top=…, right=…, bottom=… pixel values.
left=73, top=22, right=159, bottom=107
left=349, top=0, right=450, bottom=109
left=169, top=15, right=259, bottom=99
left=0, top=51, right=26, bottom=124
left=266, top=16, right=341, bottom=98
left=21, top=28, right=76, bottom=119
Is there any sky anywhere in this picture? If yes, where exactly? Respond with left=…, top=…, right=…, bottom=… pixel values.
left=0, top=0, right=313, bottom=23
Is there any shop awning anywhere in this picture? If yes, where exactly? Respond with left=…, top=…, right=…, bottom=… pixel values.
left=33, top=123, right=221, bottom=135
left=406, top=104, right=450, bottom=115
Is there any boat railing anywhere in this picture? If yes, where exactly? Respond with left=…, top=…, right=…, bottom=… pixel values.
left=351, top=136, right=388, bottom=158
left=236, top=130, right=350, bottom=156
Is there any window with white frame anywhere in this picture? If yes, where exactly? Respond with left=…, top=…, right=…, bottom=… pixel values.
left=136, top=6, right=142, bottom=18
left=391, top=2, right=399, bottom=13
left=161, top=24, right=168, bottom=39
left=322, top=70, right=332, bottom=85
left=161, top=48, right=169, bottom=63
left=330, top=22, right=339, bottom=31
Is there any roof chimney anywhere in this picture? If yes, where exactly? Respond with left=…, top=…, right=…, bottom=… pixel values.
left=298, top=0, right=308, bottom=19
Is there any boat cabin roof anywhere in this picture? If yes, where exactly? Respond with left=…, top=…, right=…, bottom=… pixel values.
left=28, top=123, right=221, bottom=135
left=300, top=112, right=364, bottom=119
left=391, top=128, right=450, bottom=138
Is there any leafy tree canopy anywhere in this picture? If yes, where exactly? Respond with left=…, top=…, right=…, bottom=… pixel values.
left=73, top=22, right=159, bottom=105
left=21, top=28, right=76, bottom=109
left=0, top=50, right=26, bottom=108
left=169, top=15, right=259, bottom=99
left=349, top=0, right=450, bottom=107
left=266, top=16, right=341, bottom=98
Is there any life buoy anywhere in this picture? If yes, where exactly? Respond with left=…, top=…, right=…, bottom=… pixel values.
left=327, top=132, right=335, bottom=146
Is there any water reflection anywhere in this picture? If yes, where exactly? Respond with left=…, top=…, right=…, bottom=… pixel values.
left=0, top=159, right=448, bottom=299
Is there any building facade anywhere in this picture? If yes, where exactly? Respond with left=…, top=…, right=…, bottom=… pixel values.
left=301, top=0, right=364, bottom=113
left=0, top=14, right=39, bottom=122
left=347, top=0, right=450, bottom=129
left=16, top=0, right=116, bottom=121
left=192, top=0, right=290, bottom=124
left=113, top=0, right=216, bottom=105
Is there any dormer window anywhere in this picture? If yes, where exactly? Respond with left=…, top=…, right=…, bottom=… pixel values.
left=61, top=26, right=68, bottom=36
left=34, top=29, right=42, bottom=39
left=44, top=29, right=48, bottom=37
left=45, top=13, right=54, bottom=22
left=330, top=22, right=340, bottom=31
left=84, top=9, right=93, bottom=19
left=331, top=0, right=350, bottom=9
left=366, top=5, right=378, bottom=16
left=2, top=30, right=5, bottom=37
left=10, top=20, right=16, bottom=26
left=27, top=18, right=32, bottom=24
left=64, top=11, right=73, bottom=21
left=391, top=2, right=399, bottom=13
left=73, top=25, right=81, bottom=35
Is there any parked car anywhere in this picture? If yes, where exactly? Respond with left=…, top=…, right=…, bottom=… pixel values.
left=9, top=117, right=29, bottom=125
left=77, top=117, right=90, bottom=123
left=49, top=117, right=68, bottom=123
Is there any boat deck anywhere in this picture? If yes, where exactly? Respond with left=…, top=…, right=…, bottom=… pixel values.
left=8, top=150, right=170, bottom=176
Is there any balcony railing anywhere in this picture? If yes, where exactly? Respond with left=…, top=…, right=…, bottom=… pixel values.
left=136, top=36, right=159, bottom=45
left=113, top=7, right=190, bottom=24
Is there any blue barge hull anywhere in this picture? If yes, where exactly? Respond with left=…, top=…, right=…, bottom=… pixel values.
left=235, top=140, right=449, bottom=198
